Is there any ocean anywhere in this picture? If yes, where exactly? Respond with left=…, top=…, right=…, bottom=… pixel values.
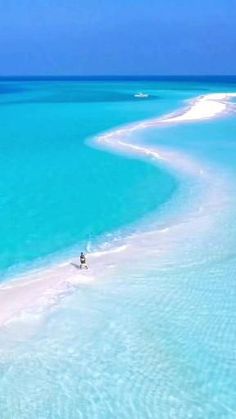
left=0, top=79, right=181, bottom=277
left=0, top=77, right=236, bottom=418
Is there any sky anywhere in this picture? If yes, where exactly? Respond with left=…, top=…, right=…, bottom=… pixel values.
left=0, top=0, right=235, bottom=76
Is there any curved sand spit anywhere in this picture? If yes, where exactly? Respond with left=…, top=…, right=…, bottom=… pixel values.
left=0, top=93, right=235, bottom=328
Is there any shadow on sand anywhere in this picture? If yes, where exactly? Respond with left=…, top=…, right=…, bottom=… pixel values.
left=70, top=262, right=81, bottom=270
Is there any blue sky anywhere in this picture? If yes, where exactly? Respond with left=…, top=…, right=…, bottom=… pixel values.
left=0, top=0, right=235, bottom=75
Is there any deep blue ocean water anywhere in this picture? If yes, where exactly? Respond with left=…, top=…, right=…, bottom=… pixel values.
left=0, top=77, right=236, bottom=418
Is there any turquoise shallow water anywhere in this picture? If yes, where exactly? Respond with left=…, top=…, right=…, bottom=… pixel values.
left=1, top=79, right=236, bottom=418
left=0, top=81, right=181, bottom=277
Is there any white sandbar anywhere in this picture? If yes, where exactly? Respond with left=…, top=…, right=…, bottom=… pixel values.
left=0, top=92, right=235, bottom=328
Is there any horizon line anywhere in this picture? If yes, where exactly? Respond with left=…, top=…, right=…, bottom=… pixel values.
left=0, top=74, right=236, bottom=79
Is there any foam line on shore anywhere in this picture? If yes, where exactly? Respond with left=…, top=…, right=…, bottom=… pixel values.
left=0, top=92, right=235, bottom=329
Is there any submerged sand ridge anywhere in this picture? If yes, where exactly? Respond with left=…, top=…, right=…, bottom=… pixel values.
left=0, top=92, right=235, bottom=329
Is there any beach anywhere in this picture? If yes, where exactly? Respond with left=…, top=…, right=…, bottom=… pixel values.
left=0, top=92, right=235, bottom=328
left=1, top=81, right=236, bottom=418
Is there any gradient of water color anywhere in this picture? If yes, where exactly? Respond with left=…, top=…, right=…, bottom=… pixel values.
left=0, top=78, right=236, bottom=418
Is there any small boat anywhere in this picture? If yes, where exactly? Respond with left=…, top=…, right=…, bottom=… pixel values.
left=134, top=92, right=149, bottom=98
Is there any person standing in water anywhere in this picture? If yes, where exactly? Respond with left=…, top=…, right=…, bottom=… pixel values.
left=80, top=252, right=88, bottom=269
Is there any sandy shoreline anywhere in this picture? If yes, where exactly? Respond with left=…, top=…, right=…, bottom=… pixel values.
left=0, top=92, right=235, bottom=328
left=162, top=93, right=236, bottom=123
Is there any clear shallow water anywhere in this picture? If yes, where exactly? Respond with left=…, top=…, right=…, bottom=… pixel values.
left=1, top=79, right=236, bottom=418
left=0, top=81, right=182, bottom=277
